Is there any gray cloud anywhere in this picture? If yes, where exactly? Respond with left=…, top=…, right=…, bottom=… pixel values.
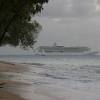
left=97, top=0, right=100, bottom=4
left=36, top=17, right=100, bottom=50
left=41, top=0, right=100, bottom=18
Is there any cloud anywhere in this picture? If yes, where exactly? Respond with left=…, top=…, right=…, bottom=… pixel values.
left=41, top=0, right=100, bottom=18
left=35, top=16, right=100, bottom=50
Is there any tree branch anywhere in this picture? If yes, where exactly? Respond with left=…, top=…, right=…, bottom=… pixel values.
left=0, top=15, right=17, bottom=45
left=0, top=1, right=27, bottom=45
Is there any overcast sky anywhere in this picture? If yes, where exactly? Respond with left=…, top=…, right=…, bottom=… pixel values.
left=1, top=0, right=100, bottom=54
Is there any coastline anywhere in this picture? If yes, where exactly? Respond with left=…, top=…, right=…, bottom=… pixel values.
left=0, top=60, right=100, bottom=100
left=0, top=61, right=26, bottom=100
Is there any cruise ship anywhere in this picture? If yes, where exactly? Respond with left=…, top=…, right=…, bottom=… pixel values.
left=34, top=44, right=98, bottom=56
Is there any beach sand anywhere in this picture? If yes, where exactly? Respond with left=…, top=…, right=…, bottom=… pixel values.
left=0, top=61, right=27, bottom=72
left=0, top=61, right=100, bottom=100
left=0, top=62, right=54, bottom=100
left=0, top=62, right=26, bottom=100
left=0, top=90, right=25, bottom=100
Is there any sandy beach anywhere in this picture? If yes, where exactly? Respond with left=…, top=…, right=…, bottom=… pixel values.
left=0, top=62, right=26, bottom=100
left=0, top=59, right=100, bottom=100
left=0, top=90, right=25, bottom=100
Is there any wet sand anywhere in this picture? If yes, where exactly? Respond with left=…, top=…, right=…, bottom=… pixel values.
left=0, top=62, right=26, bottom=100
left=0, top=90, right=25, bottom=100
left=0, top=61, right=54, bottom=100
left=0, top=61, right=27, bottom=72
left=0, top=61, right=100, bottom=100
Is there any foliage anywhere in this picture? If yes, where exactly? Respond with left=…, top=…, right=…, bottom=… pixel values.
left=0, top=0, right=48, bottom=49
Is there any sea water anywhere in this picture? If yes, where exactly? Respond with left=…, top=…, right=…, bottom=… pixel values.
left=0, top=55, right=100, bottom=100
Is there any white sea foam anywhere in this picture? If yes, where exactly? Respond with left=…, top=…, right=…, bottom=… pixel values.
left=1, top=55, right=100, bottom=100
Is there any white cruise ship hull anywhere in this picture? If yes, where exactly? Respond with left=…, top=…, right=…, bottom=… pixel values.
left=35, top=51, right=98, bottom=56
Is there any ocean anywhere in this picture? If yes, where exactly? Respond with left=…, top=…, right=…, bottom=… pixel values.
left=0, top=55, right=100, bottom=100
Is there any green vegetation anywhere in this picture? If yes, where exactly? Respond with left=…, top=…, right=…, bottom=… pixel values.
left=0, top=0, right=48, bottom=49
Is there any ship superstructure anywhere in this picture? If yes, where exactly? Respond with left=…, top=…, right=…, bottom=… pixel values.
left=35, top=43, right=97, bottom=56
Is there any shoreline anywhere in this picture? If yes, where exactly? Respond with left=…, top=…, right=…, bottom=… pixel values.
left=0, top=61, right=27, bottom=100
left=1, top=61, right=100, bottom=100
